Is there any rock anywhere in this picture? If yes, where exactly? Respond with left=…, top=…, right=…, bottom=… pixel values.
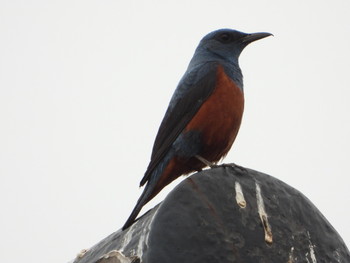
left=72, top=165, right=350, bottom=263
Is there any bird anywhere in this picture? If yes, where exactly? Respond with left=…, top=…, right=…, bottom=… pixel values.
left=122, top=28, right=272, bottom=230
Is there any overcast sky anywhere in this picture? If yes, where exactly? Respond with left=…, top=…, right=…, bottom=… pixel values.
left=1, top=1, right=350, bottom=262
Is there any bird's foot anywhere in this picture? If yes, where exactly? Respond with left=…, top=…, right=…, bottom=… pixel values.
left=195, top=155, right=224, bottom=169
left=195, top=155, right=216, bottom=168
left=194, top=155, right=246, bottom=172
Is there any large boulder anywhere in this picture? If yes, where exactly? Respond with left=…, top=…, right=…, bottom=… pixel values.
left=72, top=165, right=350, bottom=263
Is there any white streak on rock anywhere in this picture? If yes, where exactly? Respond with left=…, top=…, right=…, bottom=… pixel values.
left=118, top=205, right=160, bottom=260
left=134, top=205, right=160, bottom=257
left=288, top=246, right=294, bottom=263
left=235, top=181, right=246, bottom=208
left=307, top=231, right=317, bottom=263
left=118, top=227, right=134, bottom=252
left=99, top=250, right=137, bottom=263
left=76, top=249, right=88, bottom=259
left=255, top=182, right=273, bottom=244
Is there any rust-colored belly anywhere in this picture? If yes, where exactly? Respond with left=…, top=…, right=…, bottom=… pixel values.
left=185, top=65, right=244, bottom=161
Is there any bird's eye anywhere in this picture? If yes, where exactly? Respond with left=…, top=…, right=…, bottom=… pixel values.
left=218, top=33, right=231, bottom=43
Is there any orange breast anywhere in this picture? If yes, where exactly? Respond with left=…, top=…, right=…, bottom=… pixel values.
left=185, top=65, right=244, bottom=161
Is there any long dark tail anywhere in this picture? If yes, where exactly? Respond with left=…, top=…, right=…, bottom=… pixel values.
left=122, top=184, right=154, bottom=230
left=122, top=152, right=173, bottom=230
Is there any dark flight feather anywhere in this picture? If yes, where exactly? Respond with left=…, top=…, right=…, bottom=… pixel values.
left=139, top=63, right=219, bottom=186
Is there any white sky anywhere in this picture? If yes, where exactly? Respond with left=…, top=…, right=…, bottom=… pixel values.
left=1, top=1, right=350, bottom=262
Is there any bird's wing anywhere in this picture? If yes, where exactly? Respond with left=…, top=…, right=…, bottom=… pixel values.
left=140, top=62, right=218, bottom=186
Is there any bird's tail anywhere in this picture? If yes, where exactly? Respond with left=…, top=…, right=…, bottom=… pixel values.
left=122, top=185, right=152, bottom=230
left=122, top=154, right=172, bottom=230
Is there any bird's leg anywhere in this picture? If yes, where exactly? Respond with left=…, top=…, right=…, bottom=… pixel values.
left=195, top=155, right=217, bottom=168
left=195, top=155, right=244, bottom=171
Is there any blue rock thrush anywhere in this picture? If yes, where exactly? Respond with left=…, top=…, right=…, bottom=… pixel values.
left=122, top=29, right=272, bottom=230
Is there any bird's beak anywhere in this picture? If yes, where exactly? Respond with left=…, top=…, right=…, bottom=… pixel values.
left=241, top=32, right=273, bottom=44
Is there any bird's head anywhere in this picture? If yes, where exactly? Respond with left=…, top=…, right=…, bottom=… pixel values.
left=193, top=29, right=272, bottom=65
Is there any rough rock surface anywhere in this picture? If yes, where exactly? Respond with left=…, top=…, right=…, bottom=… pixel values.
left=73, top=165, right=350, bottom=263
